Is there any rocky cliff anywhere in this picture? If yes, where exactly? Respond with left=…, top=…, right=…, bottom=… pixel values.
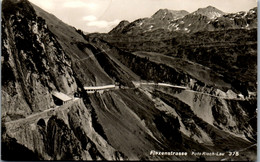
left=2, top=0, right=77, bottom=120
left=3, top=99, right=126, bottom=160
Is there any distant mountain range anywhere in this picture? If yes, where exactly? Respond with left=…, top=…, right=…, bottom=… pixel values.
left=109, top=6, right=257, bottom=35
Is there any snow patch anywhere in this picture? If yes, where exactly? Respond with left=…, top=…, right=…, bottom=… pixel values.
left=249, top=10, right=256, bottom=14
left=146, top=25, right=154, bottom=31
left=148, top=25, right=154, bottom=30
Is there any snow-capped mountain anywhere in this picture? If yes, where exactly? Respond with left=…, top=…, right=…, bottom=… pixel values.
left=191, top=5, right=225, bottom=19
left=109, top=6, right=257, bottom=35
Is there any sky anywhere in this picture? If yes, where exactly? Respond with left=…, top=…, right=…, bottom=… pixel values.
left=29, top=0, right=257, bottom=33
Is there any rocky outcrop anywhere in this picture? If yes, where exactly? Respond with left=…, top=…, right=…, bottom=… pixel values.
left=2, top=0, right=77, bottom=120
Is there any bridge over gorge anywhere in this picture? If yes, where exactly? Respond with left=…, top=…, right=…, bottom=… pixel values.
left=4, top=98, right=81, bottom=133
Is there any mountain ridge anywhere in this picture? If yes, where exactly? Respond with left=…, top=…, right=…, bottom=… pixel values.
left=109, top=6, right=256, bottom=35
left=151, top=8, right=189, bottom=20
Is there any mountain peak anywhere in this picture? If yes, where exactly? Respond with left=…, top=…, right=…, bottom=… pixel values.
left=109, top=20, right=130, bottom=34
left=152, top=9, right=173, bottom=18
left=152, top=8, right=189, bottom=20
left=118, top=20, right=130, bottom=26
left=206, top=5, right=216, bottom=9
left=198, top=5, right=219, bottom=10
left=193, top=6, right=225, bottom=19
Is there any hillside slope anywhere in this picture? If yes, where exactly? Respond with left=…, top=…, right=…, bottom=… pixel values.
left=31, top=3, right=113, bottom=86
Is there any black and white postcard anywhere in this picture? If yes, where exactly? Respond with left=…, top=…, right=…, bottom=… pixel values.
left=1, top=0, right=257, bottom=161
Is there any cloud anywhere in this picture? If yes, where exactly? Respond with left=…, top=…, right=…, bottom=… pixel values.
left=82, top=15, right=97, bottom=21
left=87, top=19, right=120, bottom=28
left=63, top=1, right=98, bottom=10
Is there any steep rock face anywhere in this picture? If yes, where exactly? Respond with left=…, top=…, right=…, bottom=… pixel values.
left=2, top=0, right=77, bottom=120
left=3, top=99, right=126, bottom=160
left=46, top=115, right=85, bottom=160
